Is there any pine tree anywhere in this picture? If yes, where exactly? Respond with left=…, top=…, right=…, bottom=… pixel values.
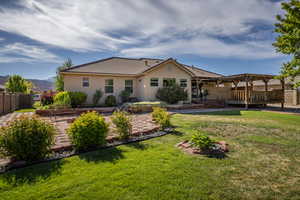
left=273, top=0, right=300, bottom=87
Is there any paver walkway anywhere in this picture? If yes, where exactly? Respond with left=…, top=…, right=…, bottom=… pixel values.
left=0, top=112, right=159, bottom=151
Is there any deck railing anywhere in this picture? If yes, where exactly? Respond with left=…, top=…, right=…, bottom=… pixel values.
left=230, top=90, right=283, bottom=104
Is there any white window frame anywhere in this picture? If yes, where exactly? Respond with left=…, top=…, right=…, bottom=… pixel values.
left=105, top=79, right=114, bottom=93
left=180, top=79, right=187, bottom=88
left=125, top=80, right=133, bottom=93
left=150, top=78, right=159, bottom=87
left=82, top=77, right=89, bottom=87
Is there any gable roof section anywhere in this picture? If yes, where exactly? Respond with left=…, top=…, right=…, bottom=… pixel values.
left=139, top=58, right=195, bottom=77
left=61, top=57, right=222, bottom=78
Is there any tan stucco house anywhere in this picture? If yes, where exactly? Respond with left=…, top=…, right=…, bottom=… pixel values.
left=60, top=57, right=222, bottom=104
left=61, top=57, right=287, bottom=108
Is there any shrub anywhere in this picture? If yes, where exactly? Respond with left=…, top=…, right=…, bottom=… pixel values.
left=54, top=91, right=87, bottom=108
left=105, top=95, right=117, bottom=107
left=54, top=91, right=71, bottom=107
left=41, top=95, right=54, bottom=106
left=156, top=84, right=188, bottom=104
left=67, top=111, right=109, bottom=150
left=151, top=107, right=171, bottom=129
left=190, top=131, right=214, bottom=150
left=69, top=91, right=87, bottom=107
left=0, top=115, right=55, bottom=161
left=93, top=89, right=103, bottom=106
left=111, top=111, right=132, bottom=139
left=119, top=90, right=131, bottom=103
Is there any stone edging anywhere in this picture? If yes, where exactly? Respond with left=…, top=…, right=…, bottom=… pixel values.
left=0, top=129, right=170, bottom=174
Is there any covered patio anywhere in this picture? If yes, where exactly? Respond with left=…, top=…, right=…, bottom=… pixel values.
left=191, top=73, right=285, bottom=109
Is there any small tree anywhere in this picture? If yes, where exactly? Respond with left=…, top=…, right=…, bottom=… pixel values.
left=55, top=59, right=73, bottom=91
left=93, top=89, right=103, bottom=106
left=5, top=75, right=32, bottom=94
left=273, top=0, right=300, bottom=87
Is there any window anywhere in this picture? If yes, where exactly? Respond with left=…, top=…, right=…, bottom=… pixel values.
left=163, top=78, right=176, bottom=87
left=82, top=77, right=89, bottom=87
left=150, top=78, right=159, bottom=87
left=125, top=80, right=133, bottom=93
left=180, top=79, right=187, bottom=88
left=105, top=79, right=114, bottom=93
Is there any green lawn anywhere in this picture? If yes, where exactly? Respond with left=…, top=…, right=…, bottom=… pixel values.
left=14, top=108, right=36, bottom=113
left=0, top=110, right=300, bottom=200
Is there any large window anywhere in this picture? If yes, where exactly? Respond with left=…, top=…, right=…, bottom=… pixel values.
left=105, top=79, right=114, bottom=93
left=82, top=77, right=89, bottom=87
left=163, top=78, right=176, bottom=87
left=125, top=80, right=133, bottom=93
left=180, top=79, right=187, bottom=88
left=150, top=78, right=159, bottom=87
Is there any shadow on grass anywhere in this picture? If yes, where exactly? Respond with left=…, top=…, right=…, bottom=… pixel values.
left=79, top=147, right=124, bottom=164
left=1, top=159, right=66, bottom=186
left=126, top=142, right=148, bottom=150
left=204, top=152, right=227, bottom=159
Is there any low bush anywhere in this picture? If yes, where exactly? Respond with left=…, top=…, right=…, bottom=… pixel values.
left=54, top=91, right=87, bottom=108
left=119, top=90, right=131, bottom=103
left=151, top=107, right=171, bottom=129
left=0, top=115, right=55, bottom=161
left=105, top=95, right=117, bottom=107
left=156, top=84, right=188, bottom=104
left=69, top=91, right=87, bottom=107
left=124, top=101, right=167, bottom=113
left=54, top=91, right=71, bottom=107
left=111, top=111, right=132, bottom=139
left=190, top=131, right=214, bottom=150
left=67, top=111, right=109, bottom=150
left=41, top=95, right=53, bottom=106
left=93, top=89, right=103, bottom=106
left=40, top=91, right=55, bottom=106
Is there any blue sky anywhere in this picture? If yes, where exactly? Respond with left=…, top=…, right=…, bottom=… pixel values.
left=0, top=0, right=288, bottom=79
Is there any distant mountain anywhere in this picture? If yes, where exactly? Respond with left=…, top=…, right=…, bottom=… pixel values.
left=0, top=75, right=54, bottom=92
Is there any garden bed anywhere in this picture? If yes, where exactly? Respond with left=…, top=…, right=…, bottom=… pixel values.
left=0, top=112, right=162, bottom=172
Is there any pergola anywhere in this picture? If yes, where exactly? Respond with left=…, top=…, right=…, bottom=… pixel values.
left=192, top=73, right=285, bottom=109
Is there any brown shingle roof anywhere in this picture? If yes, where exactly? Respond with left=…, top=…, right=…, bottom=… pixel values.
left=61, top=57, right=222, bottom=78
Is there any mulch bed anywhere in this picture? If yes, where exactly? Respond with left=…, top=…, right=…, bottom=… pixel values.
left=176, top=140, right=229, bottom=158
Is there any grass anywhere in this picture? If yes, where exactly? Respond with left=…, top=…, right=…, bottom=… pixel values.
left=0, top=110, right=300, bottom=199
left=14, top=108, right=36, bottom=113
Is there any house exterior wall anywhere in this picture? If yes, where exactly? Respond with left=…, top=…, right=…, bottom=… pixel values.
left=63, top=62, right=193, bottom=104
left=136, top=63, right=192, bottom=102
left=63, top=74, right=137, bottom=104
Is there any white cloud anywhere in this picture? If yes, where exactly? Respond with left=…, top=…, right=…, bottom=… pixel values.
left=0, top=42, right=62, bottom=63
left=0, top=0, right=283, bottom=59
left=0, top=38, right=4, bottom=41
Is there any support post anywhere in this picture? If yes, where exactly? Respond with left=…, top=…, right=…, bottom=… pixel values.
left=250, top=81, right=254, bottom=91
left=263, top=79, right=269, bottom=107
left=233, top=80, right=239, bottom=91
left=280, top=79, right=285, bottom=110
left=245, top=78, right=249, bottom=109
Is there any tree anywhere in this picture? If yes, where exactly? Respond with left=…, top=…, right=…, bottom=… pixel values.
left=55, top=59, right=73, bottom=91
left=273, top=0, right=300, bottom=87
left=5, top=75, right=32, bottom=94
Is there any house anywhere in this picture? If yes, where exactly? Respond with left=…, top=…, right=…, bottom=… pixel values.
left=61, top=57, right=285, bottom=108
left=61, top=57, right=223, bottom=104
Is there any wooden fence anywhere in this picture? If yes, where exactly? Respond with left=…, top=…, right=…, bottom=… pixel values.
left=0, top=92, right=33, bottom=115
